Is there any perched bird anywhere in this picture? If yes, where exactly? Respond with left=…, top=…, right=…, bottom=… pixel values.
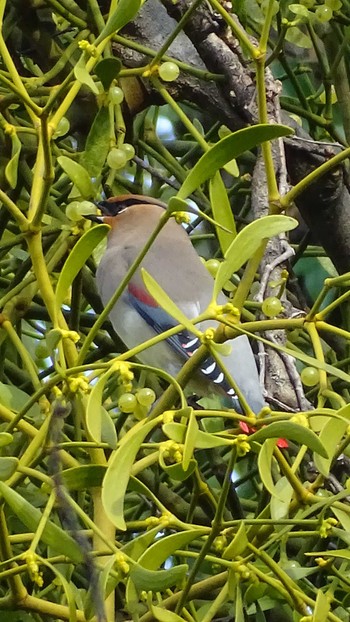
left=90, top=194, right=265, bottom=413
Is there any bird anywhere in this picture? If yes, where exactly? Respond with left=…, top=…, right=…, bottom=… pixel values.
left=89, top=194, right=265, bottom=413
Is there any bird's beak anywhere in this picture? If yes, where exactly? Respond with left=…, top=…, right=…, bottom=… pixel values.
left=83, top=213, right=104, bottom=223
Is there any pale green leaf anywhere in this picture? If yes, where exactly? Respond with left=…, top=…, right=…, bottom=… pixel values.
left=151, top=606, right=186, bottom=622
left=162, top=422, right=232, bottom=448
left=5, top=133, right=21, bottom=189
left=313, top=589, right=330, bottom=622
left=55, top=224, right=109, bottom=312
left=102, top=417, right=160, bottom=530
left=223, top=522, right=248, bottom=559
left=138, top=529, right=206, bottom=570
left=74, top=56, right=99, bottom=94
left=182, top=409, right=198, bottom=471
left=314, top=413, right=348, bottom=476
left=57, top=155, right=96, bottom=199
left=0, top=432, right=13, bottom=448
left=213, top=215, right=298, bottom=299
left=270, top=477, right=293, bottom=520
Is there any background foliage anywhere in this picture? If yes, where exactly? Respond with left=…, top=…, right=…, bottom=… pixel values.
left=1, top=0, right=350, bottom=621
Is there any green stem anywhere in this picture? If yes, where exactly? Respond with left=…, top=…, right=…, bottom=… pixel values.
left=151, top=77, right=209, bottom=151
left=1, top=319, right=40, bottom=391
left=150, top=0, right=203, bottom=68
left=281, top=146, right=350, bottom=208
left=207, top=0, right=258, bottom=59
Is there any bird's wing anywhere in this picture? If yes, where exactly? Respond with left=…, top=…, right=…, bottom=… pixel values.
left=127, top=281, right=237, bottom=399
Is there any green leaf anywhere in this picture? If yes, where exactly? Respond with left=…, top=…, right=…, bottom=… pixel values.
left=5, top=133, right=21, bottom=189
left=137, top=529, right=206, bottom=570
left=250, top=422, right=328, bottom=458
left=129, top=563, right=188, bottom=592
left=80, top=106, right=111, bottom=177
left=223, top=521, right=248, bottom=558
left=0, top=432, right=13, bottom=448
left=177, top=124, right=293, bottom=199
left=62, top=465, right=106, bottom=490
left=102, top=417, right=160, bottom=530
left=182, top=409, right=198, bottom=471
left=74, top=56, right=99, bottom=94
left=313, top=589, right=330, bottom=622
left=306, top=549, right=350, bottom=560
left=45, top=328, right=62, bottom=356
left=0, top=457, right=18, bottom=480
left=314, top=412, right=348, bottom=476
left=0, top=482, right=83, bottom=563
left=95, top=58, right=122, bottom=90
left=213, top=215, right=298, bottom=299
left=159, top=458, right=196, bottom=481
left=209, top=172, right=237, bottom=254
left=57, top=155, right=96, bottom=199
left=95, top=0, right=142, bottom=45
left=162, top=422, right=232, bottom=448
left=86, top=371, right=117, bottom=448
left=257, top=438, right=283, bottom=500
left=55, top=224, right=109, bottom=313
left=0, top=383, right=40, bottom=419
left=270, top=477, right=293, bottom=520
left=151, top=606, right=186, bottom=622
left=141, top=268, right=201, bottom=336
left=122, top=525, right=163, bottom=560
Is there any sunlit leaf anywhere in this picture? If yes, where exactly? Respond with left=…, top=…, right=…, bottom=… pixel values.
left=213, top=215, right=298, bottom=299
left=102, top=417, right=160, bottom=530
